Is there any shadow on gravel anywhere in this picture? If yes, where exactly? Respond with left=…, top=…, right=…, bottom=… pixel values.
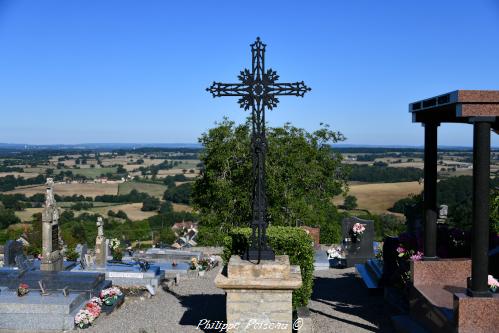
left=311, top=272, right=395, bottom=333
left=165, top=288, right=226, bottom=332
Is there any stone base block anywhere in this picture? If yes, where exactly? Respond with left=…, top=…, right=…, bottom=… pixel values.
left=216, top=255, right=302, bottom=333
left=454, top=292, right=499, bottom=333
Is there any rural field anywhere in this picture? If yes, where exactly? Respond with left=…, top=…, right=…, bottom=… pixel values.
left=118, top=182, right=167, bottom=198
left=333, top=181, right=423, bottom=214
left=6, top=183, right=119, bottom=197
left=86, top=202, right=157, bottom=220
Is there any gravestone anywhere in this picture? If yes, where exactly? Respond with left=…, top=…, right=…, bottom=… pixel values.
left=40, top=178, right=64, bottom=271
left=341, top=217, right=375, bottom=267
left=75, top=243, right=88, bottom=262
left=3, top=240, right=24, bottom=267
left=94, top=217, right=107, bottom=267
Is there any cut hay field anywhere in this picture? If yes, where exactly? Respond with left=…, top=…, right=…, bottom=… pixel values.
left=86, top=203, right=157, bottom=221
left=118, top=182, right=167, bottom=198
left=6, top=183, right=119, bottom=197
left=334, top=181, right=423, bottom=214
left=15, top=208, right=44, bottom=222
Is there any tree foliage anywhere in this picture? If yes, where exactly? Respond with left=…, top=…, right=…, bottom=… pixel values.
left=192, top=118, right=348, bottom=234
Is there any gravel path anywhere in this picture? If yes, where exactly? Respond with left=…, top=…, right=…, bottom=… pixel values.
left=309, top=268, right=395, bottom=333
left=85, top=266, right=394, bottom=333
left=85, top=268, right=225, bottom=333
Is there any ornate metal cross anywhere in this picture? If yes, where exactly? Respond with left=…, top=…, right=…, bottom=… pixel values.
left=207, top=37, right=311, bottom=261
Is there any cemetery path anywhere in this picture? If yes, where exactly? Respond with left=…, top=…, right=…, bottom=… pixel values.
left=85, top=265, right=394, bottom=333
left=310, top=268, right=395, bottom=333
left=85, top=268, right=225, bottom=333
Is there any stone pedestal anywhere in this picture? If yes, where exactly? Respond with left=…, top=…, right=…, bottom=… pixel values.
left=95, top=236, right=107, bottom=267
left=215, top=255, right=302, bottom=333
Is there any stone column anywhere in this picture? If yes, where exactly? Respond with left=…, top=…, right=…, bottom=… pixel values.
left=215, top=255, right=302, bottom=333
left=423, top=122, right=439, bottom=260
left=468, top=119, right=492, bottom=297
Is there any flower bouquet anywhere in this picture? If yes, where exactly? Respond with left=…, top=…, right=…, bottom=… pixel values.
left=190, top=257, right=199, bottom=270
left=100, top=287, right=123, bottom=306
left=351, top=223, right=366, bottom=243
left=17, top=283, right=29, bottom=297
left=489, top=275, right=499, bottom=293
left=74, top=309, right=96, bottom=329
left=327, top=246, right=346, bottom=268
left=109, top=238, right=122, bottom=261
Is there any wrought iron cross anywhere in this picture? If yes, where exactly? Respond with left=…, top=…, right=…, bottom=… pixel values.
left=207, top=37, right=311, bottom=261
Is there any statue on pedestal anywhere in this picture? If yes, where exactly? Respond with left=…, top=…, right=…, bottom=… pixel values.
left=40, top=178, right=64, bottom=271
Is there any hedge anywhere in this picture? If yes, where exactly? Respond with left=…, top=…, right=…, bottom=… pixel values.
left=222, top=226, right=314, bottom=308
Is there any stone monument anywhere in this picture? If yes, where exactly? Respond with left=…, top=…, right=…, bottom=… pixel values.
left=94, top=217, right=107, bottom=267
left=40, top=178, right=64, bottom=271
left=3, top=240, right=24, bottom=267
left=215, top=256, right=302, bottom=332
left=341, top=216, right=375, bottom=267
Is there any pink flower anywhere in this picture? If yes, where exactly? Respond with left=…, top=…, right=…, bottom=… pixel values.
left=410, top=251, right=424, bottom=261
left=488, top=275, right=499, bottom=288
left=396, top=247, right=405, bottom=254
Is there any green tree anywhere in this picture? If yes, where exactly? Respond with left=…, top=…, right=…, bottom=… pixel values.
left=0, top=207, right=21, bottom=229
left=192, top=118, right=348, bottom=236
left=343, top=195, right=358, bottom=210
left=163, top=183, right=192, bottom=204
left=141, top=197, right=160, bottom=211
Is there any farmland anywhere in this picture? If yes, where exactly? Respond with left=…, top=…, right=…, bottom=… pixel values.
left=118, top=181, right=167, bottom=198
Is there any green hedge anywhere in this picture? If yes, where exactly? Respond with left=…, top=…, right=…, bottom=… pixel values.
left=222, top=226, right=314, bottom=308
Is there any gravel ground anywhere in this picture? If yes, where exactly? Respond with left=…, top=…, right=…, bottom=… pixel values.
left=309, top=268, right=395, bottom=333
left=83, top=266, right=394, bottom=333
left=84, top=268, right=225, bottom=333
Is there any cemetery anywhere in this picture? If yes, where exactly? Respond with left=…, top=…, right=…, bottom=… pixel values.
left=1, top=3, right=499, bottom=333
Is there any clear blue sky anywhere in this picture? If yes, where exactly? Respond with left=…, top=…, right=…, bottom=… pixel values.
left=1, top=0, right=498, bottom=146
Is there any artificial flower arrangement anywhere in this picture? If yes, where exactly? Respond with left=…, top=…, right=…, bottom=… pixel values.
left=17, top=283, right=29, bottom=297
left=190, top=257, right=198, bottom=270
left=397, top=246, right=424, bottom=261
left=327, top=246, right=346, bottom=268
left=100, top=286, right=123, bottom=306
left=74, top=297, right=103, bottom=329
left=489, top=275, right=499, bottom=293
left=351, top=223, right=366, bottom=242
left=189, top=256, right=218, bottom=271
left=327, top=246, right=345, bottom=260
left=109, top=238, right=122, bottom=261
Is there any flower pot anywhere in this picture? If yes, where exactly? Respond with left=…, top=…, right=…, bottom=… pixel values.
left=103, top=295, right=118, bottom=306
left=77, top=323, right=91, bottom=329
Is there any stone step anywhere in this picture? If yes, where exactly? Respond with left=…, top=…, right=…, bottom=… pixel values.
left=0, top=306, right=81, bottom=331
left=391, top=315, right=430, bottom=333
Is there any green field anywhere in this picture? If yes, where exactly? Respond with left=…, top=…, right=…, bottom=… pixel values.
left=172, top=159, right=200, bottom=169
left=118, top=181, right=167, bottom=198
left=70, top=167, right=118, bottom=178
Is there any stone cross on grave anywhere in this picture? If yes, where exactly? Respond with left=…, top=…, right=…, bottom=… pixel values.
left=207, top=37, right=311, bottom=261
left=41, top=178, right=64, bottom=271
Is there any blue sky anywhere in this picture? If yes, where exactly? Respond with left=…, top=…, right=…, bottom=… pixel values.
left=0, top=0, right=498, bottom=146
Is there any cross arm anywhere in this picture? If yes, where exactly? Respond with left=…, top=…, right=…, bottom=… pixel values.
left=206, top=82, right=249, bottom=97
left=267, top=81, right=311, bottom=97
